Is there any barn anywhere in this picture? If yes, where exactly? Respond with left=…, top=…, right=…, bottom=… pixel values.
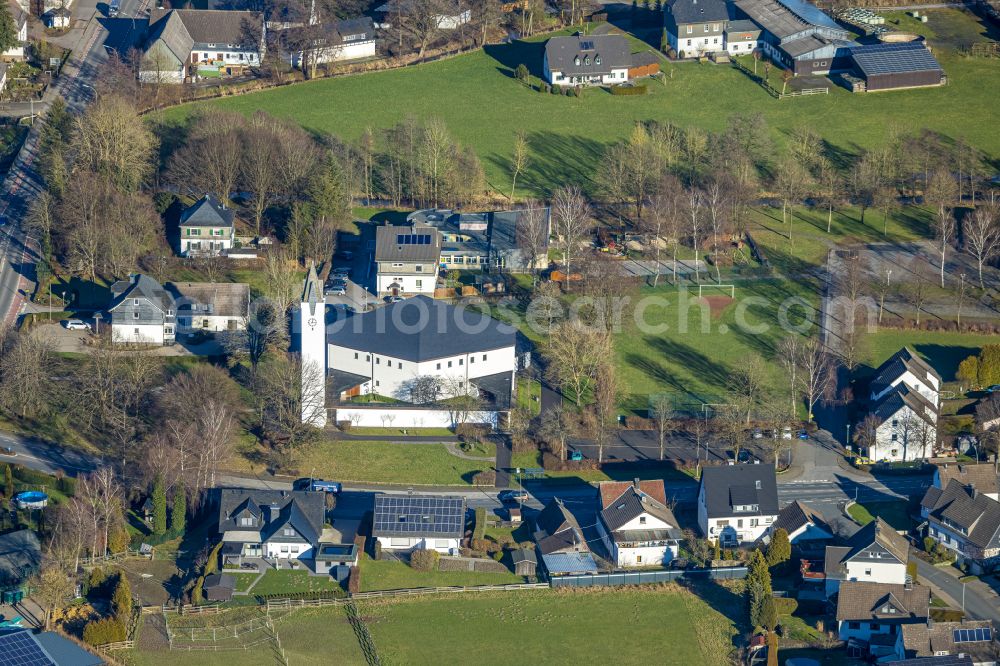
left=850, top=42, right=945, bottom=91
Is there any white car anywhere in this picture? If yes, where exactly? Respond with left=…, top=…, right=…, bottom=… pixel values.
left=62, top=319, right=90, bottom=331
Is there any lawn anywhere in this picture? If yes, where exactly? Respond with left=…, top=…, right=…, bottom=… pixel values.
left=847, top=500, right=915, bottom=532
left=517, top=377, right=542, bottom=416
left=861, top=330, right=997, bottom=382
left=229, top=572, right=259, bottom=593
left=359, top=554, right=524, bottom=591
left=247, top=569, right=343, bottom=597
left=160, top=10, right=1000, bottom=196
left=356, top=587, right=738, bottom=664
left=294, top=439, right=493, bottom=485
left=345, top=426, right=455, bottom=436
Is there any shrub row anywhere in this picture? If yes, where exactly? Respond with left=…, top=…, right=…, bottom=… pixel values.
left=257, top=588, right=347, bottom=601
left=471, top=470, right=495, bottom=486
left=83, top=617, right=127, bottom=646
left=878, top=317, right=1000, bottom=334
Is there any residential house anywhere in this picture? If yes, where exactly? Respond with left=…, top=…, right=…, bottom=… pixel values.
left=697, top=463, right=779, bottom=546
left=870, top=347, right=942, bottom=407
left=542, top=34, right=631, bottom=86
left=663, top=0, right=729, bottom=58
left=0, top=529, right=41, bottom=602
left=823, top=517, right=910, bottom=597
left=767, top=499, right=833, bottom=548
left=289, top=17, right=376, bottom=68
left=374, top=224, right=441, bottom=297
left=724, top=19, right=762, bottom=55
left=406, top=207, right=552, bottom=273
left=141, top=8, right=264, bottom=83
left=732, top=0, right=853, bottom=75
left=896, top=620, right=996, bottom=665
left=43, top=6, right=72, bottom=28
left=372, top=493, right=465, bottom=554
left=596, top=479, right=681, bottom=567
left=866, top=384, right=939, bottom=462
left=327, top=295, right=517, bottom=407
left=534, top=498, right=598, bottom=576
left=170, top=281, right=249, bottom=334
left=931, top=463, right=1000, bottom=502
left=218, top=489, right=326, bottom=568
left=0, top=629, right=104, bottom=666
left=1, top=1, right=27, bottom=61
left=836, top=581, right=930, bottom=658
left=108, top=274, right=177, bottom=345
left=178, top=194, right=235, bottom=257
left=921, top=479, right=1000, bottom=574
left=374, top=0, right=470, bottom=30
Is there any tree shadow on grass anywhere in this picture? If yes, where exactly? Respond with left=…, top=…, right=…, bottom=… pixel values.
left=644, top=337, right=734, bottom=401
left=483, top=40, right=547, bottom=80
left=520, top=131, right=608, bottom=195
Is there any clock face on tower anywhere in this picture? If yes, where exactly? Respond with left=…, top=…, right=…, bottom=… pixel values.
left=307, top=318, right=317, bottom=329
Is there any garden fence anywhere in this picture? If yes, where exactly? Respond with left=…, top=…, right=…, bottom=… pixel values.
left=549, top=566, right=747, bottom=588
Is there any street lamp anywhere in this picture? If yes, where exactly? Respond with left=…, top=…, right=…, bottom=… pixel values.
left=93, top=312, right=102, bottom=335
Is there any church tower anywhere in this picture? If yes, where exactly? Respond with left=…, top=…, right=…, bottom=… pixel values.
left=300, top=262, right=327, bottom=427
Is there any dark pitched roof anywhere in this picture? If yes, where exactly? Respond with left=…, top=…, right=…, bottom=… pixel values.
left=883, top=656, right=973, bottom=666
left=148, top=8, right=260, bottom=48
left=544, top=35, right=631, bottom=76
left=326, top=295, right=516, bottom=362
left=923, top=479, right=1000, bottom=550
left=0, top=529, right=41, bottom=587
left=771, top=500, right=831, bottom=538
left=599, top=480, right=678, bottom=536
left=699, top=464, right=779, bottom=519
left=735, top=0, right=842, bottom=39
left=665, top=0, right=729, bottom=24
left=936, top=463, right=1000, bottom=497
left=217, top=489, right=325, bottom=544
left=179, top=195, right=235, bottom=228
left=169, top=282, right=250, bottom=318
left=372, top=494, right=465, bottom=539
left=870, top=347, right=942, bottom=397
left=374, top=225, right=441, bottom=262
left=204, top=573, right=236, bottom=590
left=825, top=518, right=909, bottom=578
left=852, top=42, right=944, bottom=77
left=726, top=19, right=761, bottom=33
left=109, top=274, right=175, bottom=314
left=871, top=384, right=937, bottom=429
left=534, top=498, right=588, bottom=555
left=835, top=581, right=929, bottom=622
left=144, top=9, right=194, bottom=62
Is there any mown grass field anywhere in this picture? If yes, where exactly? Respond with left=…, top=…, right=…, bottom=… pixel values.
left=861, top=330, right=998, bottom=381
left=359, top=554, right=524, bottom=591
left=159, top=9, right=1000, bottom=195
left=294, top=439, right=492, bottom=485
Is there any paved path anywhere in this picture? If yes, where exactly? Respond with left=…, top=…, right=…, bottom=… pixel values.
left=915, top=558, right=1000, bottom=625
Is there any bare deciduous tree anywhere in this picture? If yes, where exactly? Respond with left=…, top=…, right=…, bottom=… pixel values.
left=593, top=362, right=619, bottom=464
left=509, top=131, right=529, bottom=202
left=551, top=185, right=592, bottom=290
left=965, top=204, right=999, bottom=288
left=544, top=322, right=611, bottom=408
left=516, top=201, right=549, bottom=286
left=650, top=395, right=677, bottom=461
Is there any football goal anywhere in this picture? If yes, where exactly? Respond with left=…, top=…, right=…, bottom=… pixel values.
left=697, top=284, right=735, bottom=298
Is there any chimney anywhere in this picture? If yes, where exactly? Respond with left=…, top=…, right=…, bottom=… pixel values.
left=633, top=478, right=641, bottom=490
left=755, top=480, right=762, bottom=490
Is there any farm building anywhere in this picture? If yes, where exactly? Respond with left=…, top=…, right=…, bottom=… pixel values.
left=849, top=42, right=945, bottom=91
left=628, top=51, right=661, bottom=78
left=733, top=0, right=853, bottom=75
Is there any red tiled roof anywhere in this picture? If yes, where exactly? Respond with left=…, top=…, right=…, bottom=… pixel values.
left=598, top=480, right=666, bottom=509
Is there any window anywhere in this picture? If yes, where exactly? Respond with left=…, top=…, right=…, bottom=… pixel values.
left=415, top=265, right=423, bottom=272
left=458, top=359, right=463, bottom=366
left=639, top=516, right=646, bottom=525
left=574, top=56, right=580, bottom=66
left=134, top=298, right=140, bottom=306
left=869, top=623, right=879, bottom=631
left=584, top=56, right=590, bottom=66
left=703, top=24, right=708, bottom=32
left=892, top=419, right=899, bottom=427
left=865, top=568, right=872, bottom=576
left=737, top=519, right=743, bottom=528
left=636, top=555, right=643, bottom=563
left=164, top=326, right=173, bottom=335
left=712, top=23, right=719, bottom=31
left=376, top=357, right=380, bottom=365
left=470, top=357, right=475, bottom=364
left=435, top=540, right=450, bottom=548
left=366, top=355, right=371, bottom=362
left=133, top=311, right=139, bottom=319
left=375, top=380, right=380, bottom=387
left=448, top=361, right=452, bottom=368
left=717, top=520, right=729, bottom=528
left=354, top=352, right=359, bottom=359
left=415, top=280, right=422, bottom=289
left=239, top=517, right=254, bottom=527
left=891, top=433, right=898, bottom=442
left=595, top=56, right=601, bottom=65
left=686, top=39, right=692, bottom=46
left=281, top=545, right=289, bottom=552
left=291, top=546, right=299, bottom=553
left=390, top=538, right=408, bottom=547
left=283, top=528, right=294, bottom=536
left=398, top=362, right=402, bottom=369
left=849, top=622, right=861, bottom=630
left=437, top=363, right=441, bottom=370
left=686, top=25, right=693, bottom=34
left=482, top=354, right=487, bottom=361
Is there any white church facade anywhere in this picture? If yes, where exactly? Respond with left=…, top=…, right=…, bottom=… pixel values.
left=298, top=274, right=519, bottom=427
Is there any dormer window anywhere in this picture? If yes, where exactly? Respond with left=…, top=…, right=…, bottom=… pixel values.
left=239, top=517, right=255, bottom=527
left=595, top=56, right=601, bottom=65
left=584, top=56, right=590, bottom=66
left=574, top=56, right=580, bottom=66
left=283, top=528, right=294, bottom=536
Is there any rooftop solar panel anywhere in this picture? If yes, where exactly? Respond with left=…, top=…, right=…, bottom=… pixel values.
left=851, top=42, right=943, bottom=77
left=0, top=631, right=56, bottom=666
left=372, top=494, right=465, bottom=537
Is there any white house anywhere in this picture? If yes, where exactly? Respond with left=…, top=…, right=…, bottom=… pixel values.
left=867, top=385, right=938, bottom=462
left=374, top=0, right=470, bottom=30
left=921, top=479, right=1000, bottom=574
left=289, top=17, right=376, bottom=68
left=108, top=274, right=176, bottom=346
left=43, top=6, right=71, bottom=29
left=1, top=2, right=27, bottom=61
left=374, top=225, right=441, bottom=297
left=326, top=295, right=517, bottom=407
left=141, top=8, right=264, bottom=83
left=766, top=500, right=833, bottom=547
left=836, top=581, right=929, bottom=655
left=697, top=463, right=778, bottom=546
left=542, top=34, right=631, bottom=86
left=823, top=517, right=910, bottom=597
left=869, top=347, right=942, bottom=407
left=596, top=480, right=681, bottom=568
left=217, top=489, right=325, bottom=568
left=178, top=194, right=235, bottom=258
left=372, top=493, right=464, bottom=555
left=896, top=620, right=997, bottom=665
left=663, top=0, right=729, bottom=58
left=170, top=282, right=249, bottom=334
left=724, top=20, right=761, bottom=55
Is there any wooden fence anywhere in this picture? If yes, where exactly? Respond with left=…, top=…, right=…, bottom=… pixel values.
left=780, top=87, right=829, bottom=98
left=97, top=640, right=134, bottom=652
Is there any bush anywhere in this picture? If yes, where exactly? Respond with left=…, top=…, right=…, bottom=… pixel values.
left=609, top=84, right=648, bottom=96
left=86, top=568, right=111, bottom=598
left=907, top=560, right=919, bottom=583
left=473, top=507, right=486, bottom=540
left=472, top=470, right=495, bottom=486
left=337, top=420, right=352, bottom=432
left=204, top=542, right=223, bottom=576
left=191, top=575, right=205, bottom=605
left=492, top=550, right=504, bottom=562
left=112, top=574, right=132, bottom=620
left=471, top=538, right=490, bottom=554
left=515, top=63, right=529, bottom=82
left=551, top=83, right=561, bottom=95
left=923, top=536, right=936, bottom=553
left=83, top=617, right=127, bottom=646
left=773, top=597, right=798, bottom=615
left=410, top=548, right=440, bottom=572
left=348, top=566, right=360, bottom=595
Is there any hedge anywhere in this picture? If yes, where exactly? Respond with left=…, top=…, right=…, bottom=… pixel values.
left=348, top=566, right=360, bottom=595
left=204, top=542, right=224, bottom=576
left=256, top=588, right=347, bottom=602
left=609, top=85, right=648, bottom=96
left=410, top=548, right=440, bottom=572
left=83, top=617, right=127, bottom=646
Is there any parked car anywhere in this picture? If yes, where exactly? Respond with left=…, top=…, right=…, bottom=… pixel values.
left=326, top=284, right=347, bottom=296
left=0, top=446, right=15, bottom=457
left=751, top=428, right=763, bottom=439
left=498, top=489, right=528, bottom=504
left=385, top=295, right=404, bottom=303
left=781, top=427, right=792, bottom=440
left=986, top=385, right=1000, bottom=394
left=568, top=450, right=584, bottom=461
left=797, top=429, right=809, bottom=440
left=668, top=558, right=689, bottom=570
left=337, top=250, right=354, bottom=260
left=292, top=478, right=341, bottom=494
left=735, top=449, right=754, bottom=463
left=332, top=267, right=351, bottom=277
left=62, top=319, right=90, bottom=331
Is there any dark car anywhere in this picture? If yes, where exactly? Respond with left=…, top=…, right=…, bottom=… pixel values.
left=668, top=558, right=689, bottom=570
left=498, top=489, right=528, bottom=504
left=292, top=478, right=341, bottom=493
